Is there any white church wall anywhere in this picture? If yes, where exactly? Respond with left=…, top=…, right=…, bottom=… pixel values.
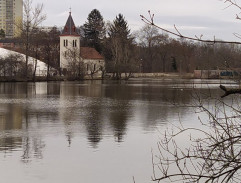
left=60, top=36, right=80, bottom=69
left=84, top=59, right=105, bottom=75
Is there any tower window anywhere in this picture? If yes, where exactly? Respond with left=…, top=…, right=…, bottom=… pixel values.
left=64, top=40, right=68, bottom=47
left=73, top=40, right=77, bottom=47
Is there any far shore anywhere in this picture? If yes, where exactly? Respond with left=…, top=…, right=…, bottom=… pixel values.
left=0, top=73, right=194, bottom=82
left=131, top=72, right=194, bottom=79
left=0, top=72, right=237, bottom=82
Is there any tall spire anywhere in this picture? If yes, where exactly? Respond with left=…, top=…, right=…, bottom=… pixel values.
left=61, top=10, right=79, bottom=36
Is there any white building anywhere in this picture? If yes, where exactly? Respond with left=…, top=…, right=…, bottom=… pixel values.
left=59, top=11, right=105, bottom=78
left=79, top=47, right=105, bottom=77
left=0, top=0, right=23, bottom=38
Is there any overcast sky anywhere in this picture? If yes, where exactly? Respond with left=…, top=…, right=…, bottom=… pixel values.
left=32, top=0, right=241, bottom=41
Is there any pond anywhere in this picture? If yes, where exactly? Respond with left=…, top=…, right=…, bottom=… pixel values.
left=0, top=79, right=236, bottom=183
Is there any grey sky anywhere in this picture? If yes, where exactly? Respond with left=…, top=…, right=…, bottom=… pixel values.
left=33, top=0, right=241, bottom=41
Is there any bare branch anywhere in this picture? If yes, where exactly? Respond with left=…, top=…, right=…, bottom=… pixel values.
left=174, top=24, right=183, bottom=37
left=220, top=84, right=241, bottom=98
left=140, top=12, right=241, bottom=45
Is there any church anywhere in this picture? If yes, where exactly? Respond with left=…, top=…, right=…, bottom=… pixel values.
left=60, top=11, right=105, bottom=78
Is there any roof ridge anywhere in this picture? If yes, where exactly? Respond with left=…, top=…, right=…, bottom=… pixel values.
left=61, top=12, right=79, bottom=36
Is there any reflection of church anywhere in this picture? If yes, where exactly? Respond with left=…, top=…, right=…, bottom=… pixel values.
left=60, top=11, right=105, bottom=78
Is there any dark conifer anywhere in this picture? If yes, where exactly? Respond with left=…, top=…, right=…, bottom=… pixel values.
left=83, top=9, right=105, bottom=53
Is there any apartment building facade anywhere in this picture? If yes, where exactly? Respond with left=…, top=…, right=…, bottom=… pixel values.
left=0, top=0, right=23, bottom=38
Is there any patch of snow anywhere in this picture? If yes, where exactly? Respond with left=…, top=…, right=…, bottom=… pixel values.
left=0, top=47, right=48, bottom=76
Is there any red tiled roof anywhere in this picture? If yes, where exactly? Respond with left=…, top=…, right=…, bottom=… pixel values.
left=80, top=47, right=104, bottom=60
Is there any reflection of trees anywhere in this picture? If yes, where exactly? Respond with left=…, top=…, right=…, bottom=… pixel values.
left=104, top=84, right=132, bottom=142
left=21, top=137, right=30, bottom=163
left=0, top=82, right=59, bottom=162
left=85, top=100, right=103, bottom=148
left=59, top=83, right=80, bottom=146
left=0, top=137, right=22, bottom=152
left=58, top=81, right=132, bottom=146
left=21, top=106, right=46, bottom=163
left=21, top=136, right=45, bottom=163
left=0, top=104, right=22, bottom=152
left=0, top=80, right=220, bottom=158
left=109, top=104, right=129, bottom=142
left=47, top=82, right=60, bottom=96
left=21, top=101, right=47, bottom=163
left=59, top=81, right=105, bottom=148
left=21, top=82, right=60, bottom=162
left=0, top=82, right=29, bottom=97
left=142, top=87, right=192, bottom=129
left=0, top=104, right=22, bottom=130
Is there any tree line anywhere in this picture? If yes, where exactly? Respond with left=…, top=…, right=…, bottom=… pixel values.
left=80, top=9, right=241, bottom=77
left=2, top=3, right=241, bottom=80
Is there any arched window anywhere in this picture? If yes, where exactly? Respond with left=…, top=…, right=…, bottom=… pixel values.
left=64, top=39, right=68, bottom=47
left=72, top=40, right=77, bottom=47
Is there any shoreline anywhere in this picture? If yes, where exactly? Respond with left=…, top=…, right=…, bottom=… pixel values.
left=0, top=72, right=237, bottom=82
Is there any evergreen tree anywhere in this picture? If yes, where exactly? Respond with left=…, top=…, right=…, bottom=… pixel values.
left=83, top=9, right=105, bottom=53
left=171, top=56, right=177, bottom=72
left=104, top=14, right=138, bottom=79
left=0, top=29, right=5, bottom=38
left=108, top=14, right=131, bottom=39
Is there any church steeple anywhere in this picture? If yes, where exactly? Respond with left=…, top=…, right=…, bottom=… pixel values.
left=61, top=11, right=78, bottom=36
left=60, top=11, right=80, bottom=71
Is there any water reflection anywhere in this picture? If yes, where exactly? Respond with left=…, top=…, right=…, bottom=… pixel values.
left=0, top=103, right=22, bottom=152
left=0, top=79, right=226, bottom=160
left=85, top=100, right=104, bottom=147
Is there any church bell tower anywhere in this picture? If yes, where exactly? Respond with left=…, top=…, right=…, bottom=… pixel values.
left=60, top=11, right=80, bottom=72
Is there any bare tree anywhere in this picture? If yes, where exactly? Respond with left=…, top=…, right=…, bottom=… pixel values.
left=19, top=0, right=46, bottom=78
left=0, top=54, right=25, bottom=78
left=152, top=95, right=241, bottom=183
left=40, top=27, right=60, bottom=81
left=136, top=25, right=165, bottom=72
left=85, top=61, right=101, bottom=79
left=63, top=47, right=84, bottom=79
left=139, top=1, right=241, bottom=182
left=30, top=28, right=45, bottom=81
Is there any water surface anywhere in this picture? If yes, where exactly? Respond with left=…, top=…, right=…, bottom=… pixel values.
left=0, top=79, right=235, bottom=183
